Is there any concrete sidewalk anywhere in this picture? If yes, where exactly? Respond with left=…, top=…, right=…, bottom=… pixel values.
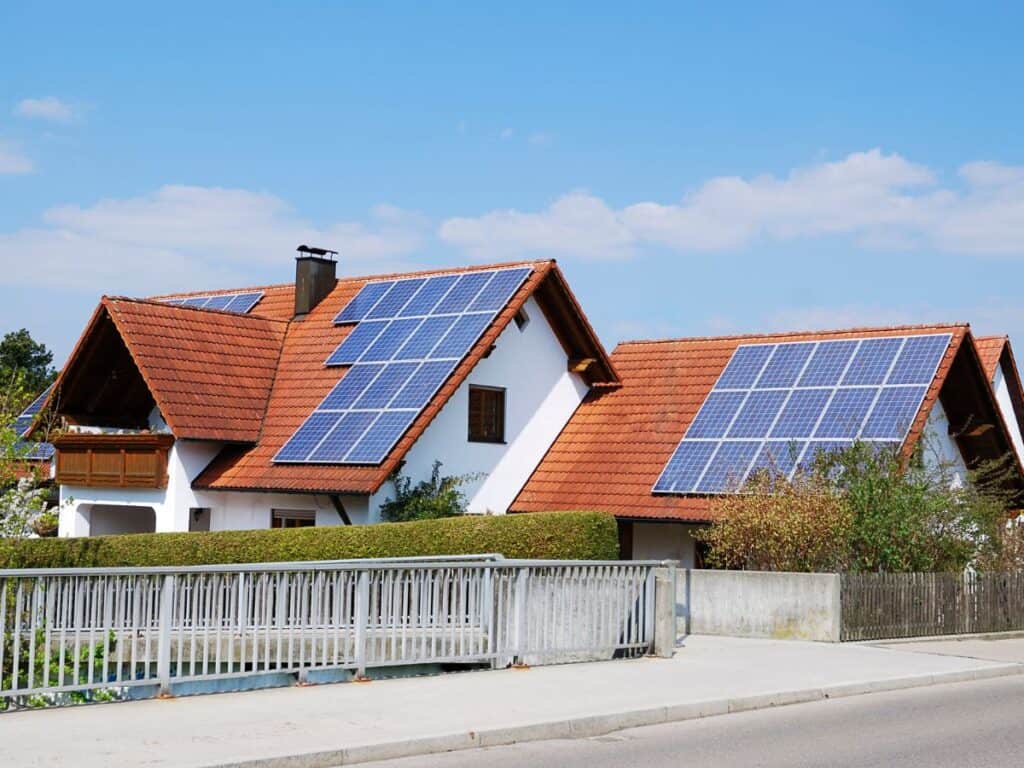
left=1, top=636, right=1020, bottom=768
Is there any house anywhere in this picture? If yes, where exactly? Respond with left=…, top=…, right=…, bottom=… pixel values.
left=512, top=325, right=1024, bottom=565
left=43, top=252, right=618, bottom=536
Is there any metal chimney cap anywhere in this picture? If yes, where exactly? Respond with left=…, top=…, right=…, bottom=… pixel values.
left=296, top=244, right=338, bottom=259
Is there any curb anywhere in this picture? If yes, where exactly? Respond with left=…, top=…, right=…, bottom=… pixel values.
left=214, top=663, right=1024, bottom=767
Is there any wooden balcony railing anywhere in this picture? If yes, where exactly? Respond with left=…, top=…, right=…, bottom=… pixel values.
left=52, top=433, right=174, bottom=489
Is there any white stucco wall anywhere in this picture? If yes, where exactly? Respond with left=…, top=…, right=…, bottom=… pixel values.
left=921, top=398, right=970, bottom=487
left=992, top=363, right=1024, bottom=465
left=367, top=296, right=589, bottom=521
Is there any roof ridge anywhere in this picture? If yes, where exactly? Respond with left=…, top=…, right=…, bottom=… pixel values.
left=616, top=322, right=971, bottom=347
left=105, top=295, right=291, bottom=324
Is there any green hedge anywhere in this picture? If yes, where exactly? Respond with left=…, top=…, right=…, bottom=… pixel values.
left=0, top=512, right=618, bottom=569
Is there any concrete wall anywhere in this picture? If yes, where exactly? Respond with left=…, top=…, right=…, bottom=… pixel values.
left=676, top=569, right=841, bottom=642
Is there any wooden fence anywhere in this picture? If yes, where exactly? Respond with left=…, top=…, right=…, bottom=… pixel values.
left=840, top=572, right=1024, bottom=641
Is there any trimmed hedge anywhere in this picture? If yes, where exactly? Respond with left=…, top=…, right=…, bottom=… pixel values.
left=0, top=512, right=618, bottom=569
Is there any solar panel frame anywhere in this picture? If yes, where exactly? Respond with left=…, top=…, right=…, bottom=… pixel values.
left=652, top=333, right=951, bottom=495
left=162, top=291, right=265, bottom=314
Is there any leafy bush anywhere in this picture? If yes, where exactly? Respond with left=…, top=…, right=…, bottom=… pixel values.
left=698, top=441, right=1016, bottom=573
left=380, top=461, right=479, bottom=523
left=0, top=511, right=619, bottom=569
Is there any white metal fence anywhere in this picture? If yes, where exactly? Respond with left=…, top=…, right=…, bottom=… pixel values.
left=0, top=556, right=663, bottom=708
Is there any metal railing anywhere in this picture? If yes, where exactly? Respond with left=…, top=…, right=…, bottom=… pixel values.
left=1, top=557, right=662, bottom=707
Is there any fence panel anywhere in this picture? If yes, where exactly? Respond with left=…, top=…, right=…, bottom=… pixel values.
left=841, top=572, right=1024, bottom=641
left=1, top=557, right=663, bottom=710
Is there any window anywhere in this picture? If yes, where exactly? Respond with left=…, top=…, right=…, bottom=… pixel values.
left=271, top=509, right=316, bottom=528
left=468, top=386, right=506, bottom=443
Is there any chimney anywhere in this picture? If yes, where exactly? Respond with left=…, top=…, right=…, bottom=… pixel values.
left=294, top=245, right=338, bottom=317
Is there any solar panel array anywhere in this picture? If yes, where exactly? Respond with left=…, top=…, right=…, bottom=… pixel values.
left=274, top=267, right=533, bottom=465
left=14, top=385, right=55, bottom=461
left=161, top=291, right=264, bottom=313
left=653, top=333, right=952, bottom=495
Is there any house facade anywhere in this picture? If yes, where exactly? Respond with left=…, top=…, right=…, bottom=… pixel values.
left=513, top=325, right=1024, bottom=566
left=46, top=255, right=617, bottom=537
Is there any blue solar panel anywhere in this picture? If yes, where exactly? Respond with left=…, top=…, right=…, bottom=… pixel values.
left=390, top=360, right=459, bottom=409
left=727, top=390, right=787, bottom=438
left=325, top=320, right=389, bottom=366
left=308, top=411, right=378, bottom=463
left=749, top=441, right=805, bottom=479
left=22, top=386, right=52, bottom=417
left=321, top=364, right=385, bottom=410
left=686, top=391, right=746, bottom=439
left=335, top=281, right=394, bottom=323
left=433, top=272, right=493, bottom=315
left=887, top=335, right=949, bottom=385
left=13, top=385, right=55, bottom=461
left=394, top=315, right=458, bottom=360
left=430, top=313, right=493, bottom=359
left=275, top=412, right=343, bottom=462
left=346, top=411, right=418, bottom=464
left=277, top=267, right=533, bottom=464
left=716, top=345, right=773, bottom=389
left=861, top=386, right=927, bottom=439
left=203, top=295, right=234, bottom=310
left=225, top=292, right=263, bottom=313
left=757, top=343, right=814, bottom=388
left=814, top=388, right=875, bottom=438
left=799, top=440, right=855, bottom=472
left=366, top=279, right=427, bottom=320
left=353, top=362, right=419, bottom=409
left=399, top=275, right=459, bottom=317
left=468, top=268, right=532, bottom=312
left=696, top=441, right=760, bottom=493
left=770, top=389, right=831, bottom=438
left=653, top=334, right=951, bottom=495
left=164, top=291, right=264, bottom=314
left=841, top=337, right=904, bottom=386
left=797, top=340, right=858, bottom=387
left=653, top=441, right=717, bottom=494
left=14, top=415, right=34, bottom=437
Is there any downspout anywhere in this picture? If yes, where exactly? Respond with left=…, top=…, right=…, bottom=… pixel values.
left=329, top=494, right=352, bottom=525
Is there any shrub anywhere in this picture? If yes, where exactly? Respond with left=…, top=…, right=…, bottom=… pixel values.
left=0, top=511, right=619, bottom=569
left=380, top=461, right=479, bottom=523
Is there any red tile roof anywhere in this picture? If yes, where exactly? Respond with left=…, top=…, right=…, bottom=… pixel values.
left=55, top=259, right=617, bottom=496
left=104, top=298, right=287, bottom=442
left=512, top=324, right=974, bottom=522
left=976, top=336, right=1007, bottom=381
left=148, top=284, right=297, bottom=322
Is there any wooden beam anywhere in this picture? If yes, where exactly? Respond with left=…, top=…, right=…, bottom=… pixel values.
left=329, top=495, right=353, bottom=525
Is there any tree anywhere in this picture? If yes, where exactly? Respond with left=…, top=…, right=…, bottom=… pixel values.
left=380, top=461, right=480, bottom=523
left=697, top=441, right=1014, bottom=573
left=0, top=369, right=51, bottom=537
left=0, top=329, right=57, bottom=398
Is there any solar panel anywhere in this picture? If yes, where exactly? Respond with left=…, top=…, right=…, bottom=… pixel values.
left=161, top=291, right=264, bottom=314
left=653, top=333, right=951, bottom=494
left=277, top=266, right=532, bottom=465
left=13, top=385, right=55, bottom=461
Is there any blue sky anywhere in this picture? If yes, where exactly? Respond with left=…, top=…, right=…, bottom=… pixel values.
left=2, top=1, right=1024, bottom=366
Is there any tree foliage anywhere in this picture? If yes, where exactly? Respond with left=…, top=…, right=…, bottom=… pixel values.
left=697, top=441, right=1016, bottom=573
left=379, top=461, right=480, bottom=523
left=0, top=329, right=57, bottom=398
left=0, top=367, right=52, bottom=537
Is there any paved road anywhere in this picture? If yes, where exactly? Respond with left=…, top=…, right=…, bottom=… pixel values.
left=370, top=675, right=1024, bottom=768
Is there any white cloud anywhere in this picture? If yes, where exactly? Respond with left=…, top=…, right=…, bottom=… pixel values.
left=0, top=185, right=428, bottom=294
left=14, top=97, right=74, bottom=122
left=499, top=128, right=514, bottom=140
left=440, top=191, right=635, bottom=260
left=0, top=140, right=32, bottom=174
left=440, top=149, right=1024, bottom=259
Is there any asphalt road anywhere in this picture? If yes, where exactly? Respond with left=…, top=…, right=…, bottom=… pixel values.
left=369, top=674, right=1024, bottom=767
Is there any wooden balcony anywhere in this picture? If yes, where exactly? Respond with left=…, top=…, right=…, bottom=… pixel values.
left=53, top=433, right=174, bottom=489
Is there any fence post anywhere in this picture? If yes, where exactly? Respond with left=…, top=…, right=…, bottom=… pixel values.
left=652, top=567, right=675, bottom=658
left=157, top=574, right=176, bottom=697
left=354, top=570, right=369, bottom=679
left=513, top=568, right=530, bottom=666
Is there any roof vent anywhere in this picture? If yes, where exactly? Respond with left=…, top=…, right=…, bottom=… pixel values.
left=294, top=245, right=338, bottom=317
